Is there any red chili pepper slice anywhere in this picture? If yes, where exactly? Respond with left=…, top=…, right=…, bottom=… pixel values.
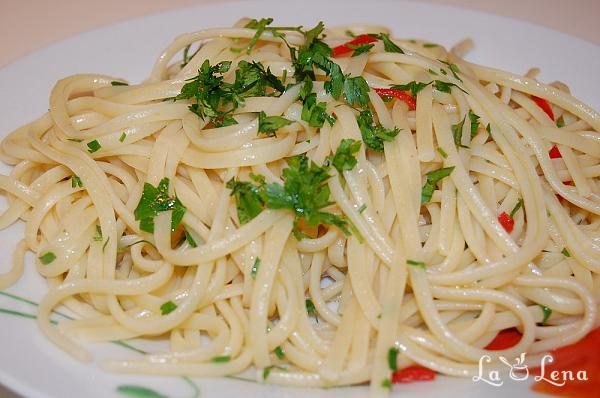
left=531, top=96, right=555, bottom=121
left=484, top=328, right=522, bottom=350
left=549, top=144, right=562, bottom=159
left=373, top=88, right=417, bottom=110
left=391, top=366, right=436, bottom=383
left=498, top=211, right=514, bottom=233
left=332, top=35, right=378, bottom=57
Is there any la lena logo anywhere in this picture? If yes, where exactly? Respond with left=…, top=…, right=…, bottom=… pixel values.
left=473, top=353, right=588, bottom=387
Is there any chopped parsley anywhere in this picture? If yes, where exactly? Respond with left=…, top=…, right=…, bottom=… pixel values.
left=133, top=178, right=186, bottom=233
left=263, top=365, right=287, bottom=380
left=469, top=110, right=481, bottom=139
left=330, top=138, right=361, bottom=174
left=452, top=116, right=468, bottom=148
left=160, top=300, right=177, bottom=315
left=67, top=138, right=84, bottom=143
left=561, top=248, right=571, bottom=257
left=93, top=225, right=103, bottom=242
left=509, top=198, right=523, bottom=218
left=258, top=111, right=293, bottom=136
left=239, top=17, right=273, bottom=54
left=357, top=110, right=400, bottom=152
left=305, top=298, right=317, bottom=320
left=406, top=259, right=426, bottom=268
left=312, top=53, right=345, bottom=100
left=110, top=81, right=128, bottom=86
left=437, top=147, right=448, bottom=159
left=374, top=33, right=404, bottom=54
left=227, top=156, right=349, bottom=238
left=439, top=60, right=463, bottom=82
left=348, top=42, right=375, bottom=57
left=486, top=123, right=492, bottom=134
left=423, top=43, right=439, bottom=48
left=274, top=346, right=285, bottom=359
left=387, top=347, right=399, bottom=371
left=432, top=80, right=466, bottom=94
left=556, top=116, right=565, bottom=128
left=343, top=76, right=370, bottom=108
left=390, top=81, right=430, bottom=98
left=184, top=227, right=197, bottom=247
left=538, top=305, right=552, bottom=325
left=263, top=155, right=349, bottom=238
left=358, top=203, right=367, bottom=213
left=226, top=176, right=264, bottom=224
left=300, top=78, right=335, bottom=128
left=381, top=378, right=392, bottom=389
left=119, top=132, right=127, bottom=142
left=211, top=355, right=232, bottom=363
left=71, top=175, right=83, bottom=188
left=251, top=257, right=261, bottom=279
left=421, top=167, right=455, bottom=204
left=176, top=59, right=284, bottom=126
left=39, top=252, right=56, bottom=265
left=87, top=140, right=101, bottom=153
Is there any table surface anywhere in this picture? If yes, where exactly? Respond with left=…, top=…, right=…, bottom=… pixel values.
left=0, top=0, right=598, bottom=397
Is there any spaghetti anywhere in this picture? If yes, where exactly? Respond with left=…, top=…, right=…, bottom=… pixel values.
left=0, top=17, right=599, bottom=396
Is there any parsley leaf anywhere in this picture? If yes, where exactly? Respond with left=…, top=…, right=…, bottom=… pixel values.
left=110, top=81, right=128, bottom=86
left=357, top=110, right=400, bottom=152
left=39, top=252, right=56, bottom=265
left=452, top=116, right=467, bottom=147
left=263, top=155, right=349, bottom=238
left=390, top=81, right=430, bottom=98
left=561, top=247, right=571, bottom=257
left=374, top=33, right=404, bottom=54
left=240, top=18, right=273, bottom=54
left=133, top=178, right=186, bottom=233
left=312, top=53, right=344, bottom=100
left=330, top=138, right=361, bottom=174
left=251, top=257, right=260, bottom=279
left=160, top=300, right=177, bottom=315
left=301, top=93, right=334, bottom=127
left=305, top=298, right=317, bottom=320
left=71, top=175, right=83, bottom=188
left=293, top=22, right=332, bottom=82
left=509, top=198, right=523, bottom=218
left=258, top=111, right=293, bottom=136
left=184, top=227, right=197, bottom=247
left=433, top=80, right=467, bottom=94
left=469, top=110, right=481, bottom=139
left=348, top=42, right=374, bottom=57
left=93, top=225, right=103, bottom=242
left=211, top=355, right=231, bottom=363
left=87, top=140, right=101, bottom=153
left=343, top=76, right=370, bottom=108
left=556, top=116, right=565, bottom=128
left=421, top=167, right=455, bottom=204
left=381, top=378, right=392, bottom=389
left=226, top=177, right=264, bottom=224
left=274, top=346, right=285, bottom=359
left=538, top=304, right=552, bottom=325
left=387, top=347, right=399, bottom=371
left=406, top=259, right=426, bottom=268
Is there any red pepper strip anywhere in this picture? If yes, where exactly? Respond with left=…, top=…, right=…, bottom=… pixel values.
left=531, top=95, right=555, bottom=121
left=484, top=328, right=522, bottom=350
left=391, top=366, right=436, bottom=383
left=549, top=144, right=562, bottom=159
left=528, top=327, right=600, bottom=398
left=332, top=34, right=379, bottom=57
left=498, top=211, right=515, bottom=233
left=373, top=88, right=417, bottom=110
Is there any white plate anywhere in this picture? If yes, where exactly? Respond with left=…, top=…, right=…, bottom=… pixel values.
left=0, top=1, right=598, bottom=397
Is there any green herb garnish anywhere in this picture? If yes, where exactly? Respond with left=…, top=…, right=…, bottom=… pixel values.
left=406, top=259, right=426, bottom=268
left=39, top=252, right=56, bottom=265
left=387, top=347, right=399, bottom=371
left=211, top=355, right=231, bottom=363
left=274, top=346, right=285, bottom=359
left=561, top=248, right=570, bottom=257
left=111, top=81, right=128, bottom=86
left=160, top=300, right=177, bottom=315
left=251, top=257, right=261, bottom=279
left=357, top=110, right=400, bottom=152
left=87, top=140, right=101, bottom=153
left=93, top=225, right=103, bottom=242
left=258, top=111, right=293, bottom=136
left=71, top=175, right=83, bottom=188
left=469, top=110, right=480, bottom=139
left=421, top=167, right=455, bottom=204
left=133, top=178, right=186, bottom=233
left=330, top=138, right=361, bottom=174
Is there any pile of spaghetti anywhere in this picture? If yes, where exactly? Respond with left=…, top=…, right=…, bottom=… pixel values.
left=0, top=17, right=599, bottom=395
